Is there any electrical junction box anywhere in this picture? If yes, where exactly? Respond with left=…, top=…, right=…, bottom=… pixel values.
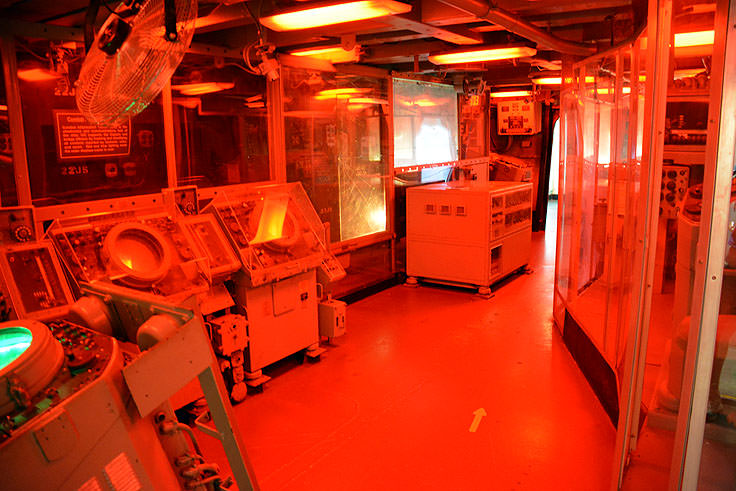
left=497, top=98, right=542, bottom=135
left=319, top=298, right=346, bottom=339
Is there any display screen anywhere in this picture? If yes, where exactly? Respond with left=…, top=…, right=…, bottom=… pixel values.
left=392, top=78, right=458, bottom=169
left=112, top=230, right=164, bottom=273
left=0, top=327, right=32, bottom=370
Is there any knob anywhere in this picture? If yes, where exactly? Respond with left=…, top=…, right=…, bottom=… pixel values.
left=13, top=225, right=32, bottom=242
left=183, top=201, right=196, bottom=215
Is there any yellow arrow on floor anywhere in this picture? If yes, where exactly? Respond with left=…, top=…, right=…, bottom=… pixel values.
left=468, top=408, right=487, bottom=433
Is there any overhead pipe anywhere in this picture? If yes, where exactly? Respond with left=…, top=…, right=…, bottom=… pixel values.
left=435, top=0, right=597, bottom=56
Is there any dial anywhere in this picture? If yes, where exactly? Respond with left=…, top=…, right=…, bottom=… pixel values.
left=12, top=225, right=32, bottom=242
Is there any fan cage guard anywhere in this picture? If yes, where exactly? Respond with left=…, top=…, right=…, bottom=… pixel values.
left=76, top=0, right=197, bottom=126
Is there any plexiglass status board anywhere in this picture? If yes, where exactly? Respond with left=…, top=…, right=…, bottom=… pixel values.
left=204, top=183, right=344, bottom=287
left=46, top=209, right=221, bottom=302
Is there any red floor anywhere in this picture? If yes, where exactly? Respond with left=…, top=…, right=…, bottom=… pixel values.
left=206, top=205, right=617, bottom=490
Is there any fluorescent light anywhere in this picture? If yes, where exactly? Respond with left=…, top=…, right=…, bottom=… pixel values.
left=348, top=97, right=388, bottom=104
left=290, top=46, right=360, bottom=64
left=315, top=94, right=352, bottom=100
left=674, top=68, right=706, bottom=79
left=317, top=88, right=371, bottom=97
left=490, top=90, right=532, bottom=98
left=171, top=82, right=234, bottom=96
left=0, top=104, right=7, bottom=111
left=429, top=46, right=536, bottom=65
left=397, top=97, right=442, bottom=107
left=556, top=75, right=596, bottom=84
left=532, top=77, right=562, bottom=85
left=18, top=68, right=60, bottom=82
left=594, top=87, right=632, bottom=95
left=261, top=0, right=412, bottom=31
left=535, top=75, right=597, bottom=85
left=674, top=30, right=714, bottom=47
left=314, top=88, right=372, bottom=102
left=535, top=75, right=609, bottom=86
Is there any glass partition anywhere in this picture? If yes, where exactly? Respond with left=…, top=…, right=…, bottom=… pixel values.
left=172, top=53, right=270, bottom=187
left=14, top=38, right=167, bottom=206
left=0, top=46, right=16, bottom=206
left=685, top=1, right=736, bottom=487
left=690, top=176, right=736, bottom=489
left=556, top=42, right=646, bottom=381
left=623, top=1, right=724, bottom=487
left=282, top=65, right=390, bottom=244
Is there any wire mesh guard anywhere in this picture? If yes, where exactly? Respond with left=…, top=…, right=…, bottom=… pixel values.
left=76, top=0, right=197, bottom=126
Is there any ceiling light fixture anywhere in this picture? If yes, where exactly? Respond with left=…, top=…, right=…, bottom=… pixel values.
left=290, top=46, right=360, bottom=64
left=171, top=82, right=235, bottom=96
left=532, top=76, right=562, bottom=85
left=429, top=46, right=536, bottom=65
left=260, top=0, right=412, bottom=32
left=594, top=87, right=632, bottom=95
left=674, top=30, right=714, bottom=47
left=17, top=68, right=61, bottom=82
left=348, top=97, right=388, bottom=105
left=317, top=88, right=371, bottom=97
left=559, top=76, right=596, bottom=84
left=489, top=90, right=532, bottom=98
left=674, top=68, right=706, bottom=79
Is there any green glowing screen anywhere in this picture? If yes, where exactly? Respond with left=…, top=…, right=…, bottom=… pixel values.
left=0, top=327, right=32, bottom=371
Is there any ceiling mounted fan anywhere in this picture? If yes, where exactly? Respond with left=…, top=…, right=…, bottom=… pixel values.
left=76, top=0, right=198, bottom=126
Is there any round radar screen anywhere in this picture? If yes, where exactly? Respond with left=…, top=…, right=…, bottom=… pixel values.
left=103, top=223, right=173, bottom=287
left=0, top=320, right=64, bottom=417
left=0, top=327, right=32, bottom=371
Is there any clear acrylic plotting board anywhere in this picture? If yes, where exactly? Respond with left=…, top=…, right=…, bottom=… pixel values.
left=46, top=209, right=222, bottom=300
left=205, top=183, right=343, bottom=287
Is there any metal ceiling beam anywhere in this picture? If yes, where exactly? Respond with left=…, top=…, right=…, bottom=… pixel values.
left=491, top=0, right=631, bottom=15
left=364, top=39, right=451, bottom=63
left=435, top=0, right=596, bottom=55
left=380, top=14, right=483, bottom=44
left=0, top=18, right=243, bottom=59
left=523, top=7, right=633, bottom=28
left=421, top=0, right=632, bottom=26
left=358, top=30, right=430, bottom=46
left=526, top=57, right=562, bottom=71
left=194, top=3, right=254, bottom=34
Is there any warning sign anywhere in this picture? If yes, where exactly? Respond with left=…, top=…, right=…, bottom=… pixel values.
left=54, top=111, right=131, bottom=160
